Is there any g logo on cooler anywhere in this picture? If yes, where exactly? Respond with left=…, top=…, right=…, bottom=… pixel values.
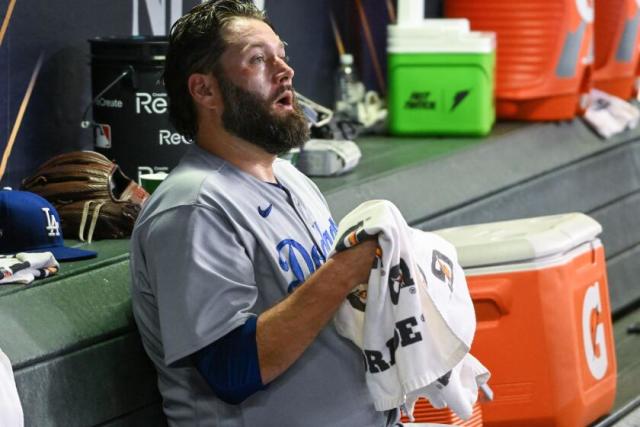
left=582, top=282, right=608, bottom=380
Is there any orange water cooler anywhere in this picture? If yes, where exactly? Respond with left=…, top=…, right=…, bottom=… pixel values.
left=435, top=213, right=617, bottom=427
left=445, top=0, right=594, bottom=120
left=593, top=0, right=640, bottom=99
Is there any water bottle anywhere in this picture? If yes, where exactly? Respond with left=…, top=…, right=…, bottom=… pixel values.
left=334, top=53, right=364, bottom=121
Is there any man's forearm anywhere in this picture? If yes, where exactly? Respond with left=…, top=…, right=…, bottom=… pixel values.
left=256, top=241, right=376, bottom=384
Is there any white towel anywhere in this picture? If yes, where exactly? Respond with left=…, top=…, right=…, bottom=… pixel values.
left=0, top=348, right=23, bottom=427
left=583, top=88, right=640, bottom=138
left=331, top=200, right=490, bottom=419
left=413, top=353, right=490, bottom=420
left=0, top=252, right=59, bottom=285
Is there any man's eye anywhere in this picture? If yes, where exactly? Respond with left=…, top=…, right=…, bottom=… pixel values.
left=250, top=55, right=265, bottom=64
left=280, top=55, right=290, bottom=63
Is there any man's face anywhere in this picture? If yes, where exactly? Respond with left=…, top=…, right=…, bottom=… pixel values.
left=216, top=18, right=309, bottom=154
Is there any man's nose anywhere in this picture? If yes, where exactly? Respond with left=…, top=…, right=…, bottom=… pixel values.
left=274, top=57, right=294, bottom=84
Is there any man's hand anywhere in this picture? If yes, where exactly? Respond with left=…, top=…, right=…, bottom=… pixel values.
left=328, top=239, right=379, bottom=292
left=256, top=238, right=379, bottom=384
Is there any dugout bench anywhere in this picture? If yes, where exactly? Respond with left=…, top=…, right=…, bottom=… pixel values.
left=2, top=119, right=640, bottom=426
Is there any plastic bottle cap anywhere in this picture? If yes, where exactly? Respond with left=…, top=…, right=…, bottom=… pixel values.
left=340, top=53, right=354, bottom=65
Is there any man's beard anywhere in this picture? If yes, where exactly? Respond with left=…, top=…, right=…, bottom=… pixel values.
left=217, top=74, right=310, bottom=155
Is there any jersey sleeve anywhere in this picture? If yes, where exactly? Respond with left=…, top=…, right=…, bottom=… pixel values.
left=142, top=204, right=257, bottom=366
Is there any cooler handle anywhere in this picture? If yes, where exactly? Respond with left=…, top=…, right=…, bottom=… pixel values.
left=469, top=280, right=513, bottom=321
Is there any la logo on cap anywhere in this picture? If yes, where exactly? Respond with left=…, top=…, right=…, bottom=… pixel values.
left=0, top=189, right=96, bottom=261
left=42, top=207, right=61, bottom=237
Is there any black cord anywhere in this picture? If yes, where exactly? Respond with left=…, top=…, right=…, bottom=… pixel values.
left=80, top=65, right=135, bottom=130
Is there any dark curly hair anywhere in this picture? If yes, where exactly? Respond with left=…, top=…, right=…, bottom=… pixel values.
left=163, top=0, right=270, bottom=140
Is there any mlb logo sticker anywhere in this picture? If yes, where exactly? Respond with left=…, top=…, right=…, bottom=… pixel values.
left=95, top=123, right=112, bottom=148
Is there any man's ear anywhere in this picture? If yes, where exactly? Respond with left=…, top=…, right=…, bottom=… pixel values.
left=188, top=73, right=221, bottom=110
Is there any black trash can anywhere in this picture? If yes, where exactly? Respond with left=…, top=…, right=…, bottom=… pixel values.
left=89, top=36, right=192, bottom=182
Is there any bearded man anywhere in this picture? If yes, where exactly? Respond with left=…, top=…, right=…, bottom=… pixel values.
left=129, top=1, right=391, bottom=426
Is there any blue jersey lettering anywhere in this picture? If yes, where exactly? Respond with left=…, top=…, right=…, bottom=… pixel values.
left=276, top=217, right=338, bottom=293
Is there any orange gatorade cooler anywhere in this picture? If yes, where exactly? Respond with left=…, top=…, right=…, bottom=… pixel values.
left=445, top=0, right=594, bottom=120
left=434, top=213, right=617, bottom=427
left=593, top=0, right=640, bottom=100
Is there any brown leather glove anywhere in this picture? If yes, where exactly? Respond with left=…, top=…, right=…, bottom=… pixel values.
left=21, top=151, right=149, bottom=242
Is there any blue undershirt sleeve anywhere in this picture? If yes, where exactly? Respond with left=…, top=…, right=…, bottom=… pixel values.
left=193, top=316, right=267, bottom=404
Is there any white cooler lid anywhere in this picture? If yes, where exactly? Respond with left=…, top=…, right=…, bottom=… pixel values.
left=387, top=30, right=495, bottom=54
left=388, top=18, right=470, bottom=38
left=433, top=213, right=602, bottom=268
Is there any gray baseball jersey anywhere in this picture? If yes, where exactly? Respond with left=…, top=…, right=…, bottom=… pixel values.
left=129, top=145, right=388, bottom=427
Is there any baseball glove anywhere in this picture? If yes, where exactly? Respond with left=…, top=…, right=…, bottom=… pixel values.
left=21, top=151, right=149, bottom=242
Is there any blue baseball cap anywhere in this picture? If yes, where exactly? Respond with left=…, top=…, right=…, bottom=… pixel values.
left=0, top=189, right=97, bottom=261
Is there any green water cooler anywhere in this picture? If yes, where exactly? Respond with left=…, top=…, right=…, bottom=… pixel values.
left=387, top=19, right=496, bottom=136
